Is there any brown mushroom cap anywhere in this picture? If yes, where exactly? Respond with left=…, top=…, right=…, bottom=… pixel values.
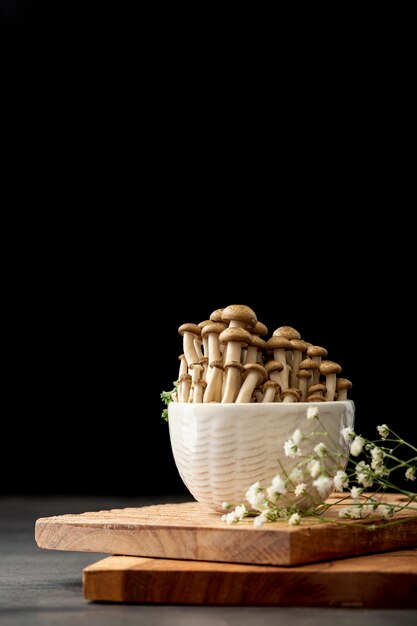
left=211, top=360, right=225, bottom=370
left=308, top=383, right=327, bottom=394
left=297, top=369, right=312, bottom=379
left=221, top=304, right=257, bottom=328
left=248, top=335, right=266, bottom=350
left=209, top=308, right=224, bottom=322
left=198, top=320, right=212, bottom=329
left=307, top=345, right=328, bottom=358
left=307, top=395, right=326, bottom=402
left=263, top=379, right=278, bottom=390
left=336, top=378, right=352, bottom=391
left=273, top=326, right=301, bottom=340
left=253, top=321, right=268, bottom=336
left=265, top=360, right=284, bottom=374
left=320, top=360, right=342, bottom=375
left=299, top=358, right=319, bottom=371
left=243, top=362, right=267, bottom=382
left=192, top=379, right=207, bottom=389
left=224, top=361, right=245, bottom=372
left=178, top=323, right=201, bottom=337
left=219, top=327, right=252, bottom=345
left=178, top=373, right=192, bottom=383
left=282, top=388, right=302, bottom=401
left=266, top=336, right=292, bottom=350
left=290, top=339, right=309, bottom=351
left=201, top=322, right=227, bottom=337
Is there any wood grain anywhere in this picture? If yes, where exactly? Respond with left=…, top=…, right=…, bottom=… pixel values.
left=36, top=493, right=417, bottom=566
left=83, top=549, right=417, bottom=607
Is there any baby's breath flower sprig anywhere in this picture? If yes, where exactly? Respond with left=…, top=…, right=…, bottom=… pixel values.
left=221, top=411, right=417, bottom=529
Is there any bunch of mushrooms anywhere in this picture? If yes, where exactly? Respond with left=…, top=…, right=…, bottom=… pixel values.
left=171, top=305, right=352, bottom=404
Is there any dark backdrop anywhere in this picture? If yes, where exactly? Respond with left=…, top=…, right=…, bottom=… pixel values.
left=2, top=1, right=415, bottom=496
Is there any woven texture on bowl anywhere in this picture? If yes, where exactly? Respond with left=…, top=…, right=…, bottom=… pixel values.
left=168, top=401, right=355, bottom=511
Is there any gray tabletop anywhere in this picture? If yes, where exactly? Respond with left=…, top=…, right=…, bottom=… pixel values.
left=1, top=496, right=416, bottom=626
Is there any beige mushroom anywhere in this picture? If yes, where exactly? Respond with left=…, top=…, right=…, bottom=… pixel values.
left=290, top=339, right=309, bottom=387
left=266, top=337, right=291, bottom=388
left=236, top=363, right=267, bottom=403
left=209, top=309, right=224, bottom=322
left=273, top=327, right=301, bottom=365
left=245, top=334, right=266, bottom=364
left=320, top=360, right=342, bottom=401
left=281, top=388, right=302, bottom=403
left=198, top=320, right=211, bottom=356
left=221, top=304, right=257, bottom=330
left=298, top=358, right=319, bottom=392
left=265, top=361, right=284, bottom=402
left=296, top=368, right=312, bottom=401
left=308, top=383, right=326, bottom=400
left=202, top=322, right=227, bottom=403
left=178, top=373, right=192, bottom=403
left=262, top=379, right=278, bottom=403
left=178, top=354, right=188, bottom=381
left=253, top=321, right=268, bottom=337
left=307, top=345, right=328, bottom=384
left=192, top=379, right=207, bottom=403
left=178, top=323, right=201, bottom=367
left=336, top=378, right=352, bottom=401
left=219, top=327, right=252, bottom=402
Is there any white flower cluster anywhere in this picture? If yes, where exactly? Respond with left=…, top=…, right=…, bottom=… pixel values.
left=220, top=413, right=416, bottom=530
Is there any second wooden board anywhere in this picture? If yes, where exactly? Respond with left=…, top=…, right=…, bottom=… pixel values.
left=36, top=493, right=417, bottom=566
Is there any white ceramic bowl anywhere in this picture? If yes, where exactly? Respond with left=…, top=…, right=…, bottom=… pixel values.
left=169, top=401, right=355, bottom=511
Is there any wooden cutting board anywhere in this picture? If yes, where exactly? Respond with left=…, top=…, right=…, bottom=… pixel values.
left=36, top=493, right=417, bottom=566
left=83, top=549, right=417, bottom=607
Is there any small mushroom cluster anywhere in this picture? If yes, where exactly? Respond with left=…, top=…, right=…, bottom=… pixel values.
left=173, top=305, right=352, bottom=404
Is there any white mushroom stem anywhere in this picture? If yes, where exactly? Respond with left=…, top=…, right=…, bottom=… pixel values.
left=297, top=371, right=312, bottom=401
left=202, top=335, right=209, bottom=358
left=207, top=332, right=222, bottom=363
left=273, top=349, right=289, bottom=388
left=182, top=332, right=199, bottom=366
left=178, top=355, right=188, bottom=381
left=204, top=362, right=223, bottom=403
left=222, top=364, right=243, bottom=403
left=194, top=337, right=204, bottom=362
left=225, top=340, right=244, bottom=364
left=312, top=356, right=321, bottom=384
left=282, top=389, right=299, bottom=402
left=199, top=357, right=208, bottom=381
left=246, top=345, right=257, bottom=363
left=337, top=388, right=348, bottom=401
left=263, top=382, right=278, bottom=403
left=236, top=370, right=263, bottom=403
left=291, top=350, right=303, bottom=388
left=325, top=374, right=337, bottom=401
left=191, top=363, right=203, bottom=385
left=178, top=374, right=191, bottom=403
left=193, top=380, right=206, bottom=403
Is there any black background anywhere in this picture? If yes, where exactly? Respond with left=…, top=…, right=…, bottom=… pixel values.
left=2, top=1, right=416, bottom=497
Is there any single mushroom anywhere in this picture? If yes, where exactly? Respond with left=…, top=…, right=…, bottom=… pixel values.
left=209, top=309, right=224, bottom=322
left=296, top=368, right=312, bottom=401
left=265, top=359, right=285, bottom=395
left=253, top=321, right=268, bottom=337
left=178, top=373, right=192, bottom=403
left=219, top=327, right=252, bottom=402
left=192, top=379, right=207, bottom=403
left=281, top=388, right=301, bottom=403
left=266, top=337, right=292, bottom=389
left=336, top=378, right=352, bottom=401
left=236, top=363, right=267, bottom=403
left=178, top=323, right=201, bottom=368
left=298, top=358, right=319, bottom=394
left=290, top=339, right=309, bottom=387
left=221, top=304, right=257, bottom=330
left=308, top=383, right=326, bottom=400
left=202, top=322, right=227, bottom=403
left=262, top=379, right=278, bottom=403
left=198, top=320, right=211, bottom=356
left=273, top=326, right=301, bottom=340
left=320, top=360, right=342, bottom=401
left=178, top=354, right=188, bottom=382
left=245, top=334, right=266, bottom=364
left=307, top=345, right=328, bottom=384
